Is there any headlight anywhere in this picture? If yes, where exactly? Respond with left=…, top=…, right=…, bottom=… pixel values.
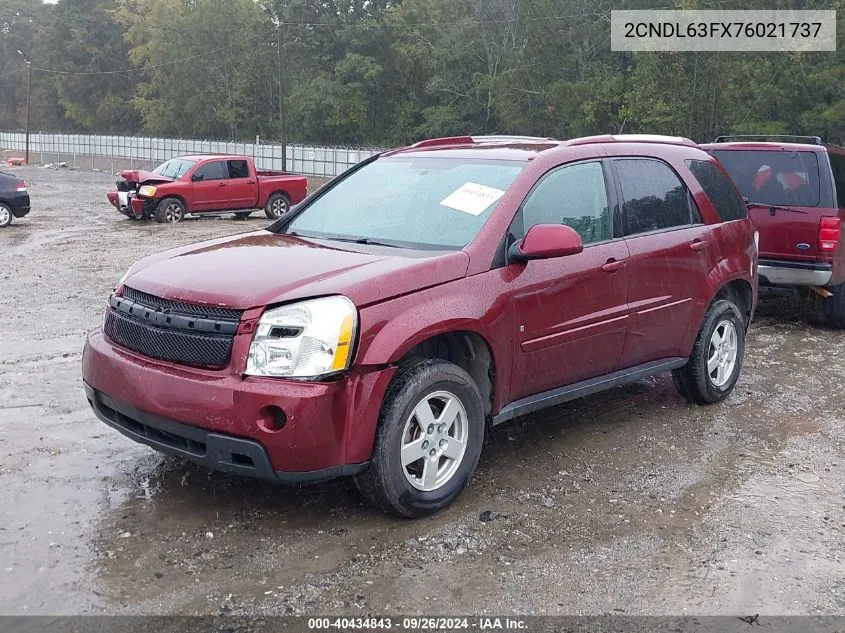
left=138, top=185, right=157, bottom=197
left=245, top=296, right=357, bottom=379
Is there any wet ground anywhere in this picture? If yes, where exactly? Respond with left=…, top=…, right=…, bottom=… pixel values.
left=1, top=166, right=844, bottom=616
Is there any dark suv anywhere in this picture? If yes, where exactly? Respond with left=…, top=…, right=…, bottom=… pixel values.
left=703, top=135, right=845, bottom=327
left=82, top=134, right=758, bottom=517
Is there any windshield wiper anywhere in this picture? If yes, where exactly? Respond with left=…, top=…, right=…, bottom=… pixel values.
left=745, top=201, right=808, bottom=216
left=284, top=231, right=402, bottom=248
left=326, top=236, right=402, bottom=248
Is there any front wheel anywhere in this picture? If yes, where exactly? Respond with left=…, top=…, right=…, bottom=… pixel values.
left=673, top=299, right=745, bottom=405
left=354, top=359, right=485, bottom=518
left=154, top=198, right=185, bottom=224
left=823, top=283, right=845, bottom=329
left=0, top=203, right=12, bottom=228
left=264, top=193, right=291, bottom=219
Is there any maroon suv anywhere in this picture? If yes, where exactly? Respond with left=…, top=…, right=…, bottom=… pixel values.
left=702, top=136, right=845, bottom=327
left=82, top=134, right=758, bottom=517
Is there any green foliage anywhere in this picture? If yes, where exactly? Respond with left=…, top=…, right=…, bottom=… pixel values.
left=0, top=0, right=843, bottom=145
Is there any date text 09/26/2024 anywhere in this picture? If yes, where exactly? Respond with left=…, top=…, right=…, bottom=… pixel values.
left=307, top=618, right=528, bottom=630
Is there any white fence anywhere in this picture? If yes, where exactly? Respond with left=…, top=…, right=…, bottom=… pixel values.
left=0, top=132, right=382, bottom=178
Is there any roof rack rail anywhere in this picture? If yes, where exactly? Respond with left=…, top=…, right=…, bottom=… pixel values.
left=565, top=134, right=697, bottom=147
left=470, top=135, right=556, bottom=143
left=410, top=134, right=557, bottom=149
left=409, top=136, right=475, bottom=149
left=711, top=134, right=824, bottom=145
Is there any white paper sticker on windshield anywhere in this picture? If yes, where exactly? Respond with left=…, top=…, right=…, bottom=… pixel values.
left=440, top=182, right=506, bottom=216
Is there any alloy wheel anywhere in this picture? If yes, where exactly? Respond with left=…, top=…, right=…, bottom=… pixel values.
left=400, top=390, right=468, bottom=491
left=707, top=320, right=738, bottom=387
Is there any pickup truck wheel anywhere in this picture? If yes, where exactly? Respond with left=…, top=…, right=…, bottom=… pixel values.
left=264, top=193, right=290, bottom=219
left=673, top=299, right=745, bottom=405
left=0, top=203, right=12, bottom=228
left=354, top=358, right=484, bottom=518
left=154, top=198, right=185, bottom=224
left=823, top=283, right=845, bottom=329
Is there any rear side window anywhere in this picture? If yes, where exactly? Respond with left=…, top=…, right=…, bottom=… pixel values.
left=710, top=149, right=821, bottom=207
left=227, top=160, right=250, bottom=179
left=193, top=161, right=225, bottom=181
left=829, top=152, right=845, bottom=208
left=686, top=159, right=748, bottom=221
left=615, top=158, right=696, bottom=235
left=521, top=161, right=611, bottom=245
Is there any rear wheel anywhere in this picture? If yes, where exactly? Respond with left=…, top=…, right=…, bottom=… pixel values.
left=264, top=193, right=290, bottom=219
left=0, top=203, right=12, bottom=228
left=823, top=283, right=845, bottom=329
left=673, top=299, right=745, bottom=404
left=154, top=198, right=185, bottom=224
left=354, top=358, right=485, bottom=518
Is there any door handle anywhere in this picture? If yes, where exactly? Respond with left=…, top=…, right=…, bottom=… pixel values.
left=690, top=239, right=709, bottom=252
left=601, top=258, right=626, bottom=273
left=217, top=182, right=226, bottom=187
left=247, top=180, right=255, bottom=184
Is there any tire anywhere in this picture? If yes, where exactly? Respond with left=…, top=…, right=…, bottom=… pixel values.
left=264, top=193, right=291, bottom=219
left=234, top=211, right=252, bottom=220
left=673, top=299, right=746, bottom=405
left=0, top=203, right=12, bottom=228
left=823, top=283, right=845, bottom=329
left=154, top=198, right=185, bottom=224
left=353, top=358, right=485, bottom=518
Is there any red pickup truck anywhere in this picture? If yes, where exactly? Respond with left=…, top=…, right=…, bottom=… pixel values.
left=107, top=155, right=308, bottom=223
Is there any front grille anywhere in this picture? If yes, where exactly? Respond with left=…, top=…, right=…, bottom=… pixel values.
left=122, top=286, right=243, bottom=322
left=104, top=287, right=243, bottom=368
left=105, top=310, right=234, bottom=367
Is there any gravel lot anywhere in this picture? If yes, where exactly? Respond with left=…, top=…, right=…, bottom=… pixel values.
left=1, top=165, right=844, bottom=616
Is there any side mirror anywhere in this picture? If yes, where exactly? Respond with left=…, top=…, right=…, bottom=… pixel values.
left=191, top=173, right=204, bottom=182
left=509, top=224, right=584, bottom=263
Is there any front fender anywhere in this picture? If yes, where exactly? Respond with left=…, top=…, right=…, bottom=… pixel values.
left=354, top=270, right=515, bottom=411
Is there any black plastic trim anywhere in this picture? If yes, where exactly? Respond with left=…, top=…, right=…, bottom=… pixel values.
left=109, top=294, right=239, bottom=335
left=758, top=258, right=832, bottom=272
left=84, top=383, right=368, bottom=484
left=492, top=358, right=688, bottom=425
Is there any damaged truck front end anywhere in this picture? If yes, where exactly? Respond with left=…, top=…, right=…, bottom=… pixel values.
left=107, top=169, right=173, bottom=219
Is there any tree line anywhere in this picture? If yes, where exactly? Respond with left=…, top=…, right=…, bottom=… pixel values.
left=1, top=0, right=843, bottom=148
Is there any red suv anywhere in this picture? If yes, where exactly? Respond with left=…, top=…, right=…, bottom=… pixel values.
left=702, top=136, right=845, bottom=327
left=82, top=134, right=758, bottom=517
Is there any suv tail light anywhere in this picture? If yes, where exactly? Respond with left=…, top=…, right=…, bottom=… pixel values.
left=15, top=180, right=26, bottom=192
left=819, top=217, right=841, bottom=252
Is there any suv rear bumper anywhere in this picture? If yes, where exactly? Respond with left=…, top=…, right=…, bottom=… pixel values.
left=758, top=258, right=833, bottom=287
left=82, top=328, right=396, bottom=481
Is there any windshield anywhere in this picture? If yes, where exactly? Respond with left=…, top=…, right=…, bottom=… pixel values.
left=153, top=158, right=197, bottom=179
left=284, top=156, right=525, bottom=249
left=711, top=149, right=822, bottom=207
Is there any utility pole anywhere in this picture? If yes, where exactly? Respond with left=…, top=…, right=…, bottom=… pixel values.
left=16, top=50, right=31, bottom=165
left=277, top=27, right=287, bottom=171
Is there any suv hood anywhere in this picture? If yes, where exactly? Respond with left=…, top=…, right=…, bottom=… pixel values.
left=119, top=169, right=173, bottom=185
left=121, top=231, right=470, bottom=310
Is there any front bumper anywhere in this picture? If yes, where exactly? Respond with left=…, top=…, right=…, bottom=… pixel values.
left=82, top=329, right=396, bottom=481
left=107, top=190, right=145, bottom=218
left=758, top=259, right=833, bottom=287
